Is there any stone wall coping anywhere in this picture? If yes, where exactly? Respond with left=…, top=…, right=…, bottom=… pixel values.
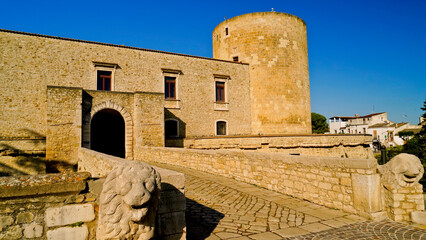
left=186, top=134, right=372, bottom=139
left=146, top=146, right=378, bottom=170
left=0, top=172, right=90, bottom=198
left=78, top=148, right=184, bottom=188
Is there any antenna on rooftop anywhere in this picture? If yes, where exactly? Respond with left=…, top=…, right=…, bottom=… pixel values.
left=271, top=8, right=274, bottom=12
left=224, top=16, right=226, bottom=20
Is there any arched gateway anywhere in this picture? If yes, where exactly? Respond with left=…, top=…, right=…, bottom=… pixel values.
left=90, top=109, right=125, bottom=158
left=87, top=101, right=134, bottom=159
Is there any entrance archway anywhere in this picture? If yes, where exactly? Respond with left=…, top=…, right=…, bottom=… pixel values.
left=90, top=109, right=125, bottom=158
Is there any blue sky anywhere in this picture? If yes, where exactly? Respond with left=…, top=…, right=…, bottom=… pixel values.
left=1, top=0, right=425, bottom=125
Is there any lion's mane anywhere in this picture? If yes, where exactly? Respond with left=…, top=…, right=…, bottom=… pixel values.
left=97, top=162, right=161, bottom=240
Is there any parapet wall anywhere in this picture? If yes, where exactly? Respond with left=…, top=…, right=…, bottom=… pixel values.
left=184, top=134, right=373, bottom=159
left=138, top=146, right=383, bottom=218
left=0, top=149, right=186, bottom=240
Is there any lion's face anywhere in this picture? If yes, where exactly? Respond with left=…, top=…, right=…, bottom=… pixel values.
left=379, top=153, right=424, bottom=188
left=117, top=171, right=157, bottom=222
left=97, top=162, right=161, bottom=240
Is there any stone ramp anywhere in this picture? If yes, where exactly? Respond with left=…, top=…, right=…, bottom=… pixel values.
left=151, top=163, right=426, bottom=239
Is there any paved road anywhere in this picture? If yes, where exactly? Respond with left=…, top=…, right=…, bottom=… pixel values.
left=152, top=163, right=426, bottom=240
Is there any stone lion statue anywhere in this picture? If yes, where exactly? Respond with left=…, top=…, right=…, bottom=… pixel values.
left=378, top=153, right=424, bottom=188
left=97, top=162, right=161, bottom=240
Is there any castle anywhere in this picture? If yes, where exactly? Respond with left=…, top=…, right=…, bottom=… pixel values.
left=0, top=11, right=312, bottom=164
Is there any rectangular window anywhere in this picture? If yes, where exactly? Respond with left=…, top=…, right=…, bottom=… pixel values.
left=165, top=76, right=176, bottom=99
left=233, top=56, right=239, bottom=62
left=216, top=81, right=225, bottom=102
left=216, top=121, right=227, bottom=135
left=225, top=27, right=228, bottom=36
left=97, top=70, right=112, bottom=91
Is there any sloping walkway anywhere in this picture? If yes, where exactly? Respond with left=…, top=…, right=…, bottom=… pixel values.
left=151, top=163, right=426, bottom=240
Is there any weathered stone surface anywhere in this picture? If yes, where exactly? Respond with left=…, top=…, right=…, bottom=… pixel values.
left=45, top=203, right=95, bottom=227
left=378, top=153, right=424, bottom=188
left=97, top=162, right=161, bottom=240
left=0, top=225, right=22, bottom=239
left=16, top=212, right=34, bottom=224
left=0, top=216, right=14, bottom=230
left=351, top=174, right=382, bottom=213
left=47, top=225, right=88, bottom=240
left=411, top=211, right=426, bottom=225
left=158, top=211, right=186, bottom=237
left=0, top=172, right=90, bottom=198
left=23, top=222, right=43, bottom=238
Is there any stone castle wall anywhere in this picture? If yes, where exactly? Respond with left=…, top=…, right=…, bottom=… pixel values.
left=184, top=134, right=374, bottom=159
left=0, top=29, right=252, bottom=154
left=137, top=147, right=384, bottom=218
left=213, top=12, right=311, bottom=135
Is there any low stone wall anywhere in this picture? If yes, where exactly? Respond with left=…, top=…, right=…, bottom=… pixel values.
left=78, top=148, right=186, bottom=239
left=137, top=146, right=384, bottom=219
left=184, top=134, right=373, bottom=159
left=0, top=172, right=97, bottom=240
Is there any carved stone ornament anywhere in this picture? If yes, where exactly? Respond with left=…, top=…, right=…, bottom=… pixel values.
left=97, top=162, right=161, bottom=240
left=378, top=153, right=424, bottom=188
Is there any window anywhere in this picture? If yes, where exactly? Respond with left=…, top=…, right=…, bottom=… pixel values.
left=165, top=76, right=176, bottom=99
left=97, top=70, right=112, bottom=91
left=216, top=121, right=227, bottom=135
left=225, top=27, right=228, bottom=36
left=216, top=81, right=225, bottom=102
left=165, top=119, right=178, bottom=137
left=233, top=56, right=239, bottom=62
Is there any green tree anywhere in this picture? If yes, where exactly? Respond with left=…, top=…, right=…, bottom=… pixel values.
left=397, top=130, right=414, bottom=142
left=402, top=100, right=426, bottom=164
left=311, top=112, right=329, bottom=134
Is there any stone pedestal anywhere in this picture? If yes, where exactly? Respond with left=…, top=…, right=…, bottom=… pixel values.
left=383, top=183, right=424, bottom=222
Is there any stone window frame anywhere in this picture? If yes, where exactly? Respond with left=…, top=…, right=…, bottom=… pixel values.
left=162, top=69, right=182, bottom=109
left=213, top=74, right=230, bottom=111
left=93, top=62, right=118, bottom=91
left=215, top=120, right=228, bottom=136
left=165, top=118, right=179, bottom=138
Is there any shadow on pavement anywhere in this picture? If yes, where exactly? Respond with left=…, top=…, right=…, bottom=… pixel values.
left=186, top=198, right=225, bottom=240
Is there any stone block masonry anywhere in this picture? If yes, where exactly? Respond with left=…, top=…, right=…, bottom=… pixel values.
left=0, top=172, right=97, bottom=240
left=184, top=134, right=374, bottom=159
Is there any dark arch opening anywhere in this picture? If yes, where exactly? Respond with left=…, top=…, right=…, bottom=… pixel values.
left=90, top=109, right=125, bottom=158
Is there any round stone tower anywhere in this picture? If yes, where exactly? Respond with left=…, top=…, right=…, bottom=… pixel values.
left=213, top=12, right=311, bottom=134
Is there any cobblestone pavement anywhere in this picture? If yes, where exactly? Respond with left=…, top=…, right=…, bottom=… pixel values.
left=151, top=163, right=426, bottom=240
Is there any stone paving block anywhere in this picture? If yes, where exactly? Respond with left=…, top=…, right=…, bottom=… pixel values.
left=228, top=236, right=251, bottom=240
left=273, top=227, right=310, bottom=237
left=248, top=232, right=282, bottom=240
left=299, top=222, right=333, bottom=233
left=321, top=219, right=349, bottom=228
left=45, top=203, right=95, bottom=227
left=215, top=231, right=242, bottom=239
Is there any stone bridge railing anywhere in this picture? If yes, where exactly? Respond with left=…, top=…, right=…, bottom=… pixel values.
left=136, top=146, right=424, bottom=223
